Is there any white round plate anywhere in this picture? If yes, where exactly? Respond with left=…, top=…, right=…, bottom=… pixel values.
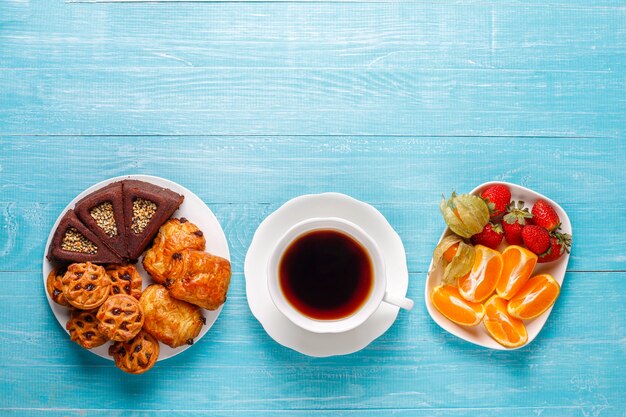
left=43, top=175, right=230, bottom=361
left=425, top=181, right=572, bottom=350
left=244, top=192, right=410, bottom=357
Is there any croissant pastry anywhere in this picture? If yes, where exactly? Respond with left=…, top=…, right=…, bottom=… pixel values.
left=139, top=284, right=204, bottom=348
left=166, top=249, right=231, bottom=310
left=143, top=218, right=206, bottom=284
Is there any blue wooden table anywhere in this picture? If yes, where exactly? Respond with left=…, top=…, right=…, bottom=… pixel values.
left=1, top=0, right=625, bottom=415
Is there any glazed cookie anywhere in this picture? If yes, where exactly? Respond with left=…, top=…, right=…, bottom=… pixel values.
left=105, top=264, right=142, bottom=300
left=66, top=309, right=109, bottom=349
left=109, top=330, right=159, bottom=375
left=46, top=267, right=69, bottom=306
left=63, top=262, right=111, bottom=310
left=97, top=294, right=144, bottom=341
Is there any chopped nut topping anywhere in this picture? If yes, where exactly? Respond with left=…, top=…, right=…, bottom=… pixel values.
left=90, top=202, right=117, bottom=237
left=131, top=198, right=157, bottom=234
left=61, top=228, right=97, bottom=254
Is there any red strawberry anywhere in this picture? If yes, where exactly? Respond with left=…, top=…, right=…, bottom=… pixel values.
left=538, top=232, right=572, bottom=263
left=502, top=201, right=533, bottom=245
left=531, top=199, right=560, bottom=232
left=521, top=225, right=551, bottom=255
left=471, top=222, right=504, bottom=249
left=481, top=184, right=511, bottom=218
left=502, top=222, right=523, bottom=245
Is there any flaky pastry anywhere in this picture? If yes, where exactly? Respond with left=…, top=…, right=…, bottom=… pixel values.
left=139, top=284, right=205, bottom=348
left=142, top=218, right=206, bottom=284
left=166, top=249, right=231, bottom=310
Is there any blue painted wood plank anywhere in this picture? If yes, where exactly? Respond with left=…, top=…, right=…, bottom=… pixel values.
left=5, top=69, right=623, bottom=114
left=1, top=137, right=623, bottom=205
left=4, top=108, right=624, bottom=136
left=1, top=2, right=625, bottom=71
left=0, top=409, right=620, bottom=417
left=0, top=331, right=622, bottom=411
left=0, top=356, right=622, bottom=411
left=1, top=69, right=624, bottom=136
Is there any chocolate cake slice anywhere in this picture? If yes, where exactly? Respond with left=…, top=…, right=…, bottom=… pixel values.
left=74, top=181, right=128, bottom=260
left=123, top=180, right=184, bottom=260
left=47, top=210, right=123, bottom=264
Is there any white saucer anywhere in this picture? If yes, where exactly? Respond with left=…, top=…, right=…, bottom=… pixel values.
left=244, top=192, right=409, bottom=357
left=425, top=182, right=572, bottom=350
left=43, top=175, right=230, bottom=361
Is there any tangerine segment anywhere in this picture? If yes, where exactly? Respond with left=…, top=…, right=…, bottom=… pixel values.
left=431, top=284, right=485, bottom=326
left=483, top=295, right=528, bottom=348
left=507, top=274, right=560, bottom=320
left=497, top=245, right=538, bottom=300
left=458, top=245, right=503, bottom=303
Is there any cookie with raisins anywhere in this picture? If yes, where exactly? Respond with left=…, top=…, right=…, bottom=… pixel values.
left=105, top=264, right=142, bottom=299
left=97, top=294, right=144, bottom=342
left=46, top=267, right=69, bottom=306
left=66, top=309, right=108, bottom=349
left=109, top=331, right=159, bottom=374
left=63, top=262, right=111, bottom=310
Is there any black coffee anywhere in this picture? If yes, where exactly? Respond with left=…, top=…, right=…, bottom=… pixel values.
left=279, top=230, right=373, bottom=320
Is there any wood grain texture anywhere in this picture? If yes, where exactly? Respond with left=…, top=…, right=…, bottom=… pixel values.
left=2, top=1, right=625, bottom=136
left=0, top=410, right=622, bottom=417
left=1, top=136, right=623, bottom=204
left=2, top=2, right=625, bottom=71
left=1, top=69, right=624, bottom=136
left=1, top=0, right=624, bottom=414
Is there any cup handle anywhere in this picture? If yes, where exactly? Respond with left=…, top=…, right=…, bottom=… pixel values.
left=383, top=292, right=414, bottom=310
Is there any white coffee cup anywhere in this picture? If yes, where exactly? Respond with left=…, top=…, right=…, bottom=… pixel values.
left=267, top=217, right=414, bottom=333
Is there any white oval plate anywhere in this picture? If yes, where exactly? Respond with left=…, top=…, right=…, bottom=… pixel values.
left=43, top=175, right=230, bottom=361
left=244, top=192, right=410, bottom=357
left=425, top=182, right=572, bottom=350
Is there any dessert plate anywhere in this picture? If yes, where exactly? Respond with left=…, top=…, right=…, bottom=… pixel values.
left=244, top=192, right=409, bottom=357
left=425, top=181, right=572, bottom=350
left=43, top=175, right=230, bottom=361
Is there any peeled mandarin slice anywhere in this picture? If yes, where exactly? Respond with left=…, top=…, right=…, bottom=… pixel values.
left=431, top=284, right=485, bottom=327
left=458, top=245, right=503, bottom=303
left=507, top=273, right=560, bottom=320
left=496, top=245, right=538, bottom=300
left=483, top=295, right=528, bottom=348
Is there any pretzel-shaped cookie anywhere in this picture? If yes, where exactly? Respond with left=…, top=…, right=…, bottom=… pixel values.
left=109, top=330, right=159, bottom=374
left=62, top=262, right=111, bottom=310
left=66, top=309, right=109, bottom=349
left=97, top=294, right=144, bottom=341
left=106, top=264, right=142, bottom=299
